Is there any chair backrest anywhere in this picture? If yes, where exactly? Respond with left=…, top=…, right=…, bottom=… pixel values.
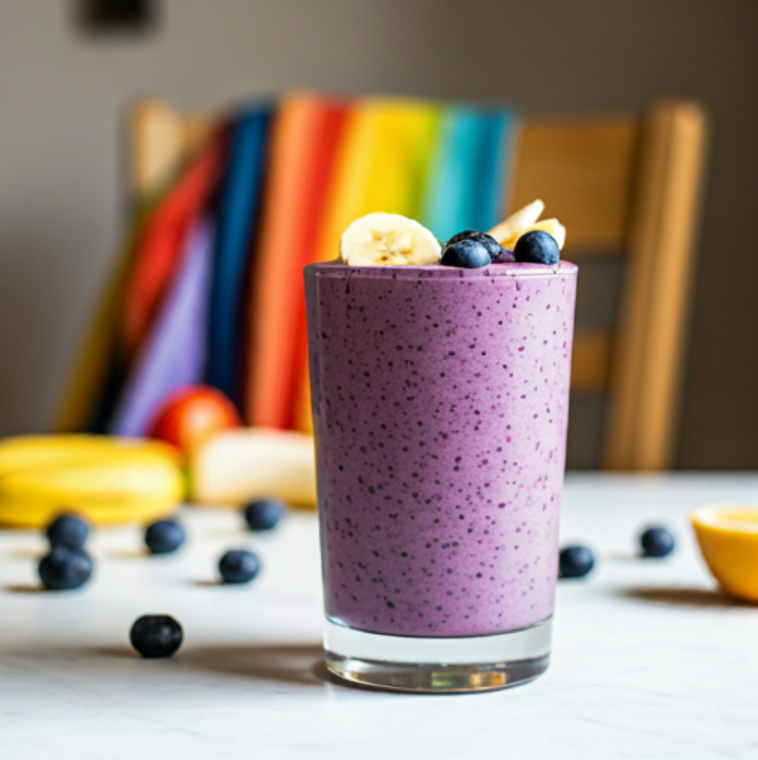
left=510, top=101, right=708, bottom=469
left=126, top=100, right=214, bottom=197
left=126, top=98, right=708, bottom=470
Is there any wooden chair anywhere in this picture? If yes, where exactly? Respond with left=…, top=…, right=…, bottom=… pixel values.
left=511, top=100, right=708, bottom=470
left=126, top=97, right=709, bottom=471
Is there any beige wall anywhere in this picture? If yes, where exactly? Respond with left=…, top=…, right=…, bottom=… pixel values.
left=0, top=0, right=755, bottom=467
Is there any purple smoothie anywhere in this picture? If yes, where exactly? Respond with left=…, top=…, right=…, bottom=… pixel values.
left=305, top=260, right=577, bottom=637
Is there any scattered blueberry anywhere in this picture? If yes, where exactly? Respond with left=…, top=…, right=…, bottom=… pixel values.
left=444, top=230, right=505, bottom=261
left=558, top=545, right=595, bottom=579
left=639, top=526, right=675, bottom=558
left=244, top=499, right=286, bottom=531
left=514, top=230, right=560, bottom=265
left=130, top=614, right=183, bottom=658
left=219, top=549, right=261, bottom=584
left=46, top=513, right=90, bottom=550
left=144, top=519, right=186, bottom=555
left=440, top=239, right=491, bottom=269
left=38, top=547, right=93, bottom=590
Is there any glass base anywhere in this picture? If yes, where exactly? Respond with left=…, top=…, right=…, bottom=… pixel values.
left=324, top=616, right=552, bottom=693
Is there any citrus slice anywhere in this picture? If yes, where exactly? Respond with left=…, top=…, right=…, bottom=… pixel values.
left=690, top=504, right=758, bottom=602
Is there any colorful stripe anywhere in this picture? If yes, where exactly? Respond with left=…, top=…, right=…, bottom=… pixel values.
left=246, top=94, right=350, bottom=428
left=420, top=105, right=517, bottom=241
left=110, top=217, right=214, bottom=437
left=206, top=106, right=271, bottom=407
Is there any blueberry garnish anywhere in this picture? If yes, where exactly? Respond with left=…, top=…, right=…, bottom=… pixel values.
left=243, top=499, right=285, bottom=531
left=639, top=526, right=675, bottom=558
left=558, top=545, right=595, bottom=579
left=444, top=230, right=505, bottom=261
left=144, top=519, right=186, bottom=555
left=514, top=230, right=560, bottom=265
left=38, top=547, right=93, bottom=590
left=46, top=513, right=90, bottom=550
left=130, top=614, right=183, bottom=658
left=219, top=549, right=261, bottom=584
left=440, top=239, right=491, bottom=269
left=491, top=246, right=515, bottom=263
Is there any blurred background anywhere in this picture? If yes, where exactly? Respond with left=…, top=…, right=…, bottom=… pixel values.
left=0, top=0, right=755, bottom=469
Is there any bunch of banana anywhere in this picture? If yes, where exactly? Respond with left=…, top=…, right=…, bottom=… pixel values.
left=488, top=199, right=566, bottom=250
left=191, top=428, right=317, bottom=509
left=0, top=435, right=184, bottom=528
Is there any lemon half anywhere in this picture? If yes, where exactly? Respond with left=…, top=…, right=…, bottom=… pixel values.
left=690, top=504, right=758, bottom=602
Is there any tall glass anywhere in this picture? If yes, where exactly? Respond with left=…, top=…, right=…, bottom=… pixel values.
left=305, top=260, right=578, bottom=692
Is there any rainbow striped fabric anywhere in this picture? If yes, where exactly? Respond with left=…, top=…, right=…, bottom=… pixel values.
left=58, top=94, right=518, bottom=436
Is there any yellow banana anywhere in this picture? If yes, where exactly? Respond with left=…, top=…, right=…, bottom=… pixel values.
left=488, top=201, right=566, bottom=251
left=0, top=435, right=121, bottom=475
left=500, top=219, right=567, bottom=251
left=0, top=435, right=184, bottom=528
left=487, top=199, right=544, bottom=244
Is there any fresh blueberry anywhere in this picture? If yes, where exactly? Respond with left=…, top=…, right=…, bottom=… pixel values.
left=219, top=549, right=261, bottom=584
left=440, top=239, right=491, bottom=269
left=243, top=499, right=285, bottom=531
left=144, top=519, right=186, bottom=555
left=639, top=526, right=675, bottom=558
left=558, top=545, right=595, bottom=579
left=46, top=513, right=90, bottom=550
left=514, top=230, right=560, bottom=265
left=38, top=547, right=93, bottom=590
left=444, top=230, right=505, bottom=261
left=129, top=614, right=183, bottom=658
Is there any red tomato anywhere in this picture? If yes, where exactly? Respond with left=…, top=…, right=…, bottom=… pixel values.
left=148, top=386, right=241, bottom=456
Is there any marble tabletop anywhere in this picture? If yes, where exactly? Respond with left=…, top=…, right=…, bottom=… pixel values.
left=1, top=473, right=757, bottom=759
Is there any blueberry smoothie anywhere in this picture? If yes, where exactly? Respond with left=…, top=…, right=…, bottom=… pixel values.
left=305, top=260, right=577, bottom=638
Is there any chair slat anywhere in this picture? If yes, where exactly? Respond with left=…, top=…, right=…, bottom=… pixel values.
left=510, top=118, right=638, bottom=252
left=603, top=100, right=709, bottom=469
left=571, top=328, right=612, bottom=392
left=127, top=101, right=214, bottom=197
left=127, top=100, right=185, bottom=197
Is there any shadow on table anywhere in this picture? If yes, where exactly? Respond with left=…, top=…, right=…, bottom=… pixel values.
left=6, top=640, right=424, bottom=695
left=604, top=551, right=651, bottom=563
left=178, top=643, right=326, bottom=686
left=186, top=642, right=385, bottom=691
left=4, top=582, right=43, bottom=593
left=103, top=549, right=147, bottom=560
left=103, top=642, right=367, bottom=689
left=181, top=643, right=379, bottom=691
left=6, top=548, right=44, bottom=560
left=101, top=643, right=321, bottom=685
left=617, top=585, right=754, bottom=608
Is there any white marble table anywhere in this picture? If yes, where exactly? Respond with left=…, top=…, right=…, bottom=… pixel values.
left=1, top=473, right=758, bottom=759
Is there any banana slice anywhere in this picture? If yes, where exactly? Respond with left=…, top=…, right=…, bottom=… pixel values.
left=487, top=200, right=545, bottom=246
left=340, top=213, right=441, bottom=266
left=501, top=218, right=567, bottom=251
left=191, top=428, right=316, bottom=508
